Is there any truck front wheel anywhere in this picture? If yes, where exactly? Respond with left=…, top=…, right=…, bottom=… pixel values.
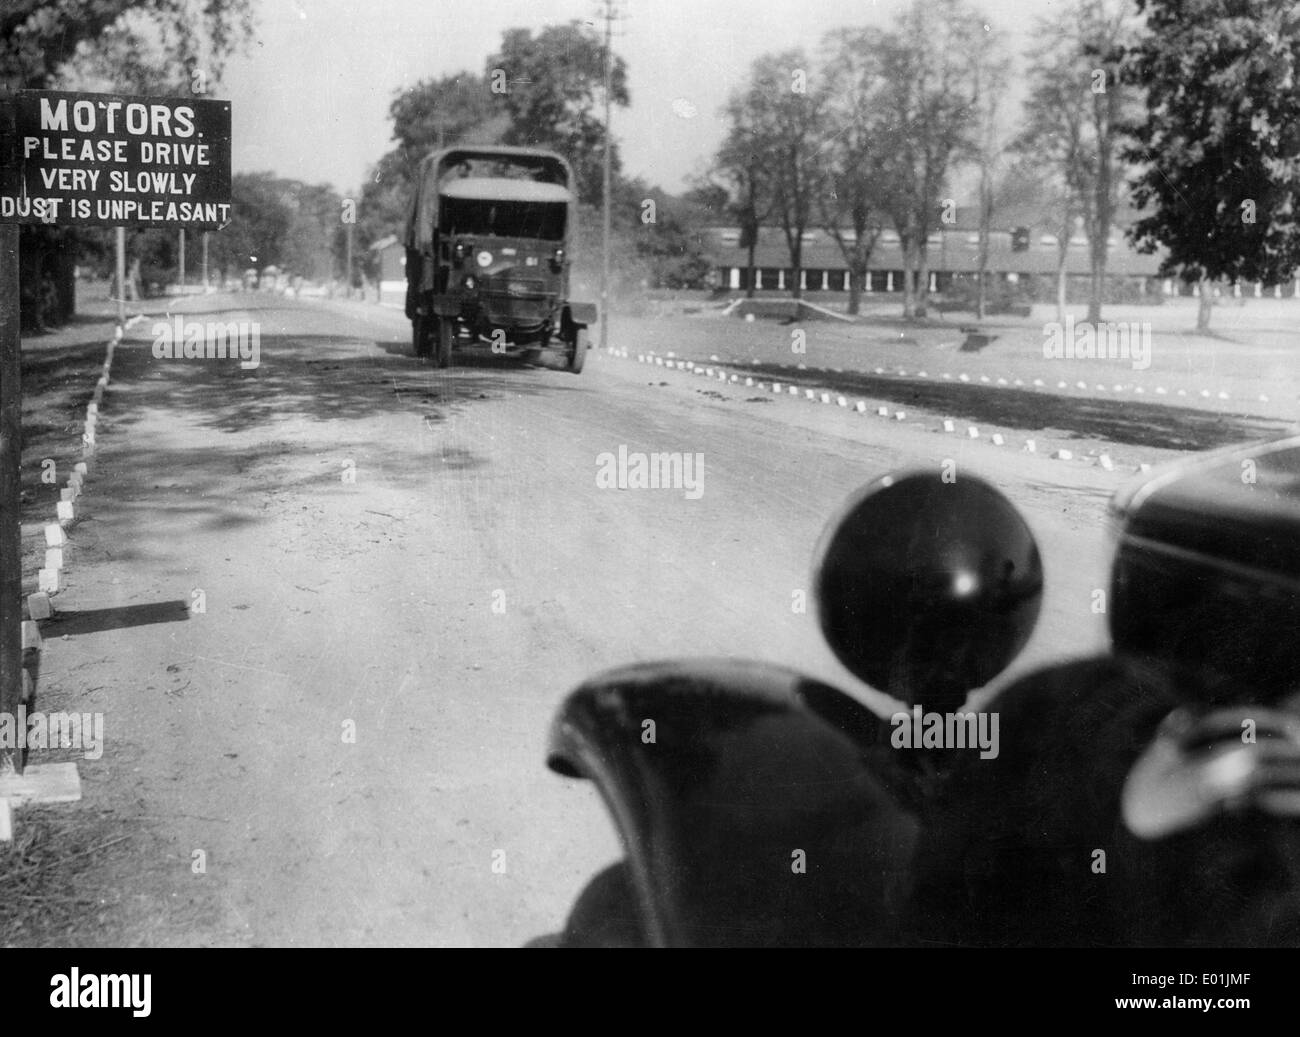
left=412, top=314, right=432, bottom=358
left=435, top=316, right=455, bottom=368
left=566, top=326, right=587, bottom=374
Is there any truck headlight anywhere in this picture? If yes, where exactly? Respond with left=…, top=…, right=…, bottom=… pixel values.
left=454, top=241, right=471, bottom=266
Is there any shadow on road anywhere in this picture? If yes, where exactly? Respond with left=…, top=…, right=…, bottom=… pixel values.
left=749, top=362, right=1294, bottom=452
left=45, top=600, right=191, bottom=635
left=107, top=331, right=583, bottom=438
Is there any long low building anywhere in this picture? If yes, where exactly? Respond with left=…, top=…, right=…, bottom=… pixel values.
left=701, top=222, right=1300, bottom=299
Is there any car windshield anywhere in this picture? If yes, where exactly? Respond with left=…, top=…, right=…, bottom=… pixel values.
left=440, top=197, right=566, bottom=241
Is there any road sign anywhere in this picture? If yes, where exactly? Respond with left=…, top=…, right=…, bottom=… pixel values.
left=0, top=90, right=232, bottom=774
left=0, top=90, right=231, bottom=229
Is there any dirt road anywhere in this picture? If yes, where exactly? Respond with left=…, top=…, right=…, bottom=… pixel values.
left=29, top=292, right=1137, bottom=945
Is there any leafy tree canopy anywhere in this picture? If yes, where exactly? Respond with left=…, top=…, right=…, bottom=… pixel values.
left=1124, top=0, right=1300, bottom=290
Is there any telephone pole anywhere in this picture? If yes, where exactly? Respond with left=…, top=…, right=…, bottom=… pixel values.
left=600, top=0, right=617, bottom=352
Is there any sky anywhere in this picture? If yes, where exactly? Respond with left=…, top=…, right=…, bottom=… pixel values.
left=219, top=0, right=1069, bottom=196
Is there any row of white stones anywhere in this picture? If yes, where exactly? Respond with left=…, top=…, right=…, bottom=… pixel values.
left=613, top=347, right=1148, bottom=473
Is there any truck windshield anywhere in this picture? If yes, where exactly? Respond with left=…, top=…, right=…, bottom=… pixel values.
left=440, top=197, right=566, bottom=241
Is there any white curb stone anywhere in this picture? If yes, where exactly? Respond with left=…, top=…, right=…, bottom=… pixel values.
left=894, top=411, right=906, bottom=421
left=45, top=524, right=65, bottom=547
left=27, top=593, right=52, bottom=621
left=967, top=426, right=980, bottom=439
left=943, top=419, right=956, bottom=433
left=991, top=433, right=1005, bottom=446
left=57, top=501, right=74, bottom=524
left=1024, top=440, right=1037, bottom=453
left=46, top=548, right=63, bottom=570
left=877, top=406, right=890, bottom=417
left=836, top=395, right=847, bottom=407
left=854, top=401, right=868, bottom=413
left=1053, top=449, right=1074, bottom=460
left=22, top=620, right=42, bottom=649
left=38, top=568, right=58, bottom=593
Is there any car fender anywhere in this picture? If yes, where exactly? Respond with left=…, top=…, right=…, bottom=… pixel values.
left=546, top=658, right=924, bottom=947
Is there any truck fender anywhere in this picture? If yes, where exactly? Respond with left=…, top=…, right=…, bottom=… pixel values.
left=546, top=658, right=924, bottom=947
left=430, top=294, right=460, bottom=318
left=564, top=302, right=598, bottom=328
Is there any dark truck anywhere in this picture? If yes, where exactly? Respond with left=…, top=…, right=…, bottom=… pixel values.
left=403, top=145, right=596, bottom=372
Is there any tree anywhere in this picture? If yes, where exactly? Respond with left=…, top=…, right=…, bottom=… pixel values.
left=725, top=50, right=827, bottom=300
left=487, top=22, right=630, bottom=205
left=970, top=27, right=1013, bottom=320
left=874, top=0, right=983, bottom=319
left=359, top=73, right=511, bottom=256
left=1124, top=0, right=1300, bottom=331
left=1020, top=1, right=1139, bottom=324
left=1077, top=0, right=1141, bottom=323
left=714, top=88, right=777, bottom=298
left=817, top=27, right=891, bottom=315
left=616, top=180, right=714, bottom=289
left=390, top=73, right=507, bottom=154
left=1017, top=12, right=1098, bottom=325
left=206, top=173, right=294, bottom=285
left=1, top=0, right=253, bottom=91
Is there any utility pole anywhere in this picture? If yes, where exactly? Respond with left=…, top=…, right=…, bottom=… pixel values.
left=178, top=227, right=186, bottom=289
left=600, top=0, right=616, bottom=352
left=201, top=231, right=209, bottom=290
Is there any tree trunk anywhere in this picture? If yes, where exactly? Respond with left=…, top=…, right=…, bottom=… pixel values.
left=1196, top=277, right=1213, bottom=331
left=916, top=244, right=929, bottom=319
left=1087, top=247, right=1105, bottom=323
left=790, top=238, right=803, bottom=301
left=745, top=239, right=757, bottom=299
left=1056, top=249, right=1068, bottom=327
left=848, top=266, right=862, bottom=316
left=900, top=237, right=916, bottom=320
left=976, top=177, right=992, bottom=321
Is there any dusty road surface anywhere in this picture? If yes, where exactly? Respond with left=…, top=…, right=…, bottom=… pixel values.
left=37, top=291, right=1148, bottom=946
